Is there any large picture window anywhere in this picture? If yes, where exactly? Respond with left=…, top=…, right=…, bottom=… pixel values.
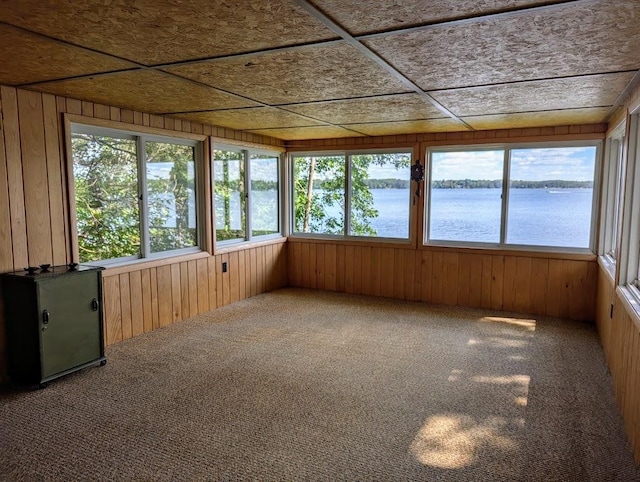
left=292, top=150, right=412, bottom=240
left=213, top=145, right=281, bottom=244
left=426, top=142, right=599, bottom=250
left=70, top=125, right=200, bottom=263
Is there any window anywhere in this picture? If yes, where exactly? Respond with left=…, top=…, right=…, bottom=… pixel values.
left=600, top=124, right=626, bottom=263
left=70, top=125, right=200, bottom=263
left=213, top=146, right=281, bottom=244
left=619, top=114, right=640, bottom=291
left=291, top=150, right=412, bottom=240
left=426, top=142, right=599, bottom=250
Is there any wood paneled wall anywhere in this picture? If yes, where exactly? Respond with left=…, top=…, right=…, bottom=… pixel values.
left=0, top=84, right=286, bottom=381
left=595, top=264, right=640, bottom=462
left=102, top=244, right=287, bottom=346
left=288, top=240, right=597, bottom=321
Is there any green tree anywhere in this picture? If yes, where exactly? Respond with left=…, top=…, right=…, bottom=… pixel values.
left=293, top=153, right=410, bottom=236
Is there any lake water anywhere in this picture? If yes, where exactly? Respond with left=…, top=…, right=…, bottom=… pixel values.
left=371, top=188, right=593, bottom=248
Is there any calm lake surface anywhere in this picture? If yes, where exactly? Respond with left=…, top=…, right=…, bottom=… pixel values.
left=370, top=188, right=593, bottom=248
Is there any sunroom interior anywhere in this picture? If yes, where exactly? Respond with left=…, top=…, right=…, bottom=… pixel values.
left=2, top=0, right=640, bottom=477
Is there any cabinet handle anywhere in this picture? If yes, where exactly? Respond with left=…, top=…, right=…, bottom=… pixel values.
left=42, top=309, right=49, bottom=324
left=92, top=298, right=99, bottom=311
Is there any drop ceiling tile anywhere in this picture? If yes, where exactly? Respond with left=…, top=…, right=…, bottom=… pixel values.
left=345, top=118, right=468, bottom=136
left=245, top=126, right=366, bottom=140
left=284, top=94, right=446, bottom=124
left=166, top=43, right=412, bottom=105
left=32, top=70, right=257, bottom=114
left=365, top=1, right=640, bottom=90
left=432, top=72, right=636, bottom=117
left=462, top=107, right=611, bottom=130
left=176, top=107, right=325, bottom=130
left=313, top=0, right=554, bottom=35
left=0, top=24, right=135, bottom=85
left=0, top=0, right=337, bottom=65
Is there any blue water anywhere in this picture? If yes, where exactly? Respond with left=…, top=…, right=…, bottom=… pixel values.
left=429, top=188, right=593, bottom=248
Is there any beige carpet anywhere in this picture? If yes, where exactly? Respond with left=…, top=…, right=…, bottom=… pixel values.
left=1, top=288, right=638, bottom=481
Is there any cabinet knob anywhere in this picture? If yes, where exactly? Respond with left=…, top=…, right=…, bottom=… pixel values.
left=42, top=309, right=50, bottom=324
left=92, top=298, right=99, bottom=311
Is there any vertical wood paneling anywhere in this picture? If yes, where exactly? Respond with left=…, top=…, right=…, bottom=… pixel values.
left=353, top=246, right=363, bottom=295
left=442, top=252, right=459, bottom=305
left=300, top=242, right=310, bottom=288
left=0, top=90, right=13, bottom=273
left=197, top=258, right=209, bottom=313
left=468, top=254, right=483, bottom=308
left=404, top=250, right=416, bottom=301
left=2, top=87, right=28, bottom=269
left=208, top=257, right=218, bottom=310
left=157, top=265, right=172, bottom=327
left=480, top=255, right=492, bottom=309
left=308, top=243, right=317, bottom=290
left=490, top=256, right=504, bottom=310
left=129, top=271, right=144, bottom=337
left=229, top=251, right=240, bottom=304
left=531, top=258, right=549, bottom=315
left=150, top=267, right=159, bottom=330
left=237, top=249, right=247, bottom=300
left=336, top=245, right=346, bottom=292
left=380, top=248, right=394, bottom=298
left=141, top=269, right=153, bottom=333
left=118, top=273, right=132, bottom=340
left=188, top=260, right=198, bottom=317
left=431, top=251, right=444, bottom=304
left=514, top=257, right=532, bottom=314
left=256, top=247, right=265, bottom=294
left=42, top=93, right=66, bottom=266
left=502, top=256, right=517, bottom=312
left=221, top=254, right=230, bottom=306
left=18, top=90, right=53, bottom=266
left=370, top=247, right=381, bottom=297
left=103, top=276, right=122, bottom=345
left=420, top=250, right=432, bottom=302
left=325, top=244, right=337, bottom=291
left=178, top=262, right=188, bottom=321
left=216, top=255, right=224, bottom=307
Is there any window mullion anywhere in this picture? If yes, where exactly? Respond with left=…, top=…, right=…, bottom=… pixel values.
left=500, top=149, right=510, bottom=245
left=345, top=154, right=351, bottom=236
left=245, top=150, right=252, bottom=242
left=138, top=136, right=150, bottom=258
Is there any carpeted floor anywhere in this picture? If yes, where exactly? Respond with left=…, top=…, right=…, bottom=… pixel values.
left=1, top=288, right=638, bottom=481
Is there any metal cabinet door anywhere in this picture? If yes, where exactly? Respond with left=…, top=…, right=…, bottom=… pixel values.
left=38, top=272, right=101, bottom=379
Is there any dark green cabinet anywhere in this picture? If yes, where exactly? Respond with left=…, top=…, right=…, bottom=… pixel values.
left=1, top=264, right=106, bottom=386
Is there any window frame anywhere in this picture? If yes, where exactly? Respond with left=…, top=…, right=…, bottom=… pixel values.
left=288, top=147, right=416, bottom=244
left=424, top=140, right=602, bottom=254
left=68, top=120, right=205, bottom=266
left=599, top=122, right=626, bottom=267
left=212, top=143, right=284, bottom=248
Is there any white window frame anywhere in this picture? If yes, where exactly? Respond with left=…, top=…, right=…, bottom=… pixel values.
left=288, top=147, right=416, bottom=244
left=619, top=114, right=640, bottom=293
left=212, top=143, right=284, bottom=248
left=70, top=123, right=204, bottom=265
left=424, top=140, right=602, bottom=253
left=599, top=122, right=626, bottom=267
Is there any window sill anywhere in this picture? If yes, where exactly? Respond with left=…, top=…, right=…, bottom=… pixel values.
left=421, top=242, right=596, bottom=261
left=287, top=234, right=414, bottom=249
left=597, top=255, right=616, bottom=283
left=101, top=250, right=210, bottom=277
left=616, top=285, right=640, bottom=332
left=214, top=236, right=287, bottom=255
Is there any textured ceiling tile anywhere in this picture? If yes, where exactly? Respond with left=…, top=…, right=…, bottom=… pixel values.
left=175, top=107, right=325, bottom=130
left=432, top=72, right=636, bottom=117
left=346, top=119, right=468, bottom=136
left=245, top=126, right=366, bottom=140
left=284, top=94, right=446, bottom=124
left=0, top=0, right=336, bottom=65
left=462, top=107, right=611, bottom=130
left=32, top=71, right=257, bottom=113
left=166, top=43, right=412, bottom=104
left=313, top=0, right=555, bottom=35
left=365, top=1, right=640, bottom=90
left=0, top=24, right=135, bottom=85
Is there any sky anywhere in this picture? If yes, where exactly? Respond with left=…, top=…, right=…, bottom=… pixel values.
left=431, top=146, right=597, bottom=182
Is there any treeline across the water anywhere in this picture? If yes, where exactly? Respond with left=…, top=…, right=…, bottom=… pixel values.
left=431, top=179, right=594, bottom=189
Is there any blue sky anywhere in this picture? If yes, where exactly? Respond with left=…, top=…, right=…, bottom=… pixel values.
left=431, top=147, right=597, bottom=182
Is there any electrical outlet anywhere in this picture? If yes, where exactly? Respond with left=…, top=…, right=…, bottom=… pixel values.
left=222, top=262, right=228, bottom=273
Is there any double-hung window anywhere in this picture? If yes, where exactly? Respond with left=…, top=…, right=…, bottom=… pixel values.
left=213, top=145, right=282, bottom=245
left=291, top=149, right=413, bottom=240
left=70, top=124, right=201, bottom=263
left=426, top=142, right=600, bottom=251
